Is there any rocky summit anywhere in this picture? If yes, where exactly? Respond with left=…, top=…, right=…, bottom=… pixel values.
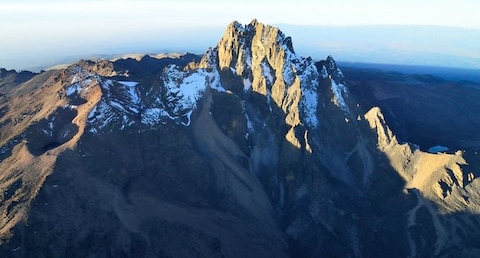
left=0, top=20, right=480, bottom=257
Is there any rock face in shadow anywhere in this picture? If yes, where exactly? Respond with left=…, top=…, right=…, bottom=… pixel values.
left=0, top=20, right=480, bottom=258
left=25, top=107, right=79, bottom=156
left=0, top=68, right=37, bottom=90
left=344, top=66, right=480, bottom=150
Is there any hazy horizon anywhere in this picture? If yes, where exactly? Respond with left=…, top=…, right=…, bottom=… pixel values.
left=2, top=1, right=480, bottom=71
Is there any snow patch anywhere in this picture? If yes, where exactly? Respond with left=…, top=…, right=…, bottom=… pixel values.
left=118, top=81, right=141, bottom=105
left=283, top=64, right=295, bottom=86
left=209, top=70, right=226, bottom=92
left=87, top=105, right=97, bottom=119
left=177, top=72, right=206, bottom=105
left=71, top=74, right=79, bottom=84
left=141, top=108, right=169, bottom=125
left=109, top=101, right=126, bottom=112
left=63, top=104, right=78, bottom=110
left=162, top=65, right=207, bottom=124
left=297, top=60, right=320, bottom=127
left=302, top=88, right=319, bottom=127
left=428, top=145, right=449, bottom=153
left=210, top=83, right=226, bottom=92
left=102, top=80, right=113, bottom=90
left=118, top=81, right=138, bottom=87
left=245, top=49, right=252, bottom=69
left=261, top=60, right=274, bottom=84
left=182, top=110, right=193, bottom=126
left=243, top=78, right=252, bottom=91
left=128, top=107, right=139, bottom=114
left=42, top=129, right=52, bottom=136
left=66, top=84, right=81, bottom=96
left=282, top=48, right=298, bottom=86
left=331, top=79, right=349, bottom=113
left=320, top=65, right=328, bottom=79
left=87, top=101, right=116, bottom=130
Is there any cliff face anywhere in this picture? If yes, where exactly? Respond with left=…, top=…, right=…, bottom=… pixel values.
left=0, top=20, right=479, bottom=257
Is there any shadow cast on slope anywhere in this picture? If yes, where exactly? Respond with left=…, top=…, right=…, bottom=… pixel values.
left=25, top=107, right=78, bottom=156
left=343, top=66, right=480, bottom=151
left=235, top=71, right=480, bottom=257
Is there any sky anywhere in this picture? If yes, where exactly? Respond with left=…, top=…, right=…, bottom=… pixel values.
left=1, top=0, right=480, bottom=71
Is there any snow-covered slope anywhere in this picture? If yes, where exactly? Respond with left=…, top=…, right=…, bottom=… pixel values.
left=85, top=63, right=218, bottom=131
left=62, top=20, right=352, bottom=144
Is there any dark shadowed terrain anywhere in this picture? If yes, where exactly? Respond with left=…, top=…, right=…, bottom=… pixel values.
left=343, top=65, right=480, bottom=151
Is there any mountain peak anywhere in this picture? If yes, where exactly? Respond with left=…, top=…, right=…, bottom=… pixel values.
left=325, top=55, right=345, bottom=83
left=226, top=20, right=244, bottom=34
left=216, top=20, right=297, bottom=77
left=1, top=19, right=480, bottom=258
left=219, top=20, right=294, bottom=59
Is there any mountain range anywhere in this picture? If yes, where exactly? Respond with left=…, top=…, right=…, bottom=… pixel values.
left=0, top=20, right=480, bottom=257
